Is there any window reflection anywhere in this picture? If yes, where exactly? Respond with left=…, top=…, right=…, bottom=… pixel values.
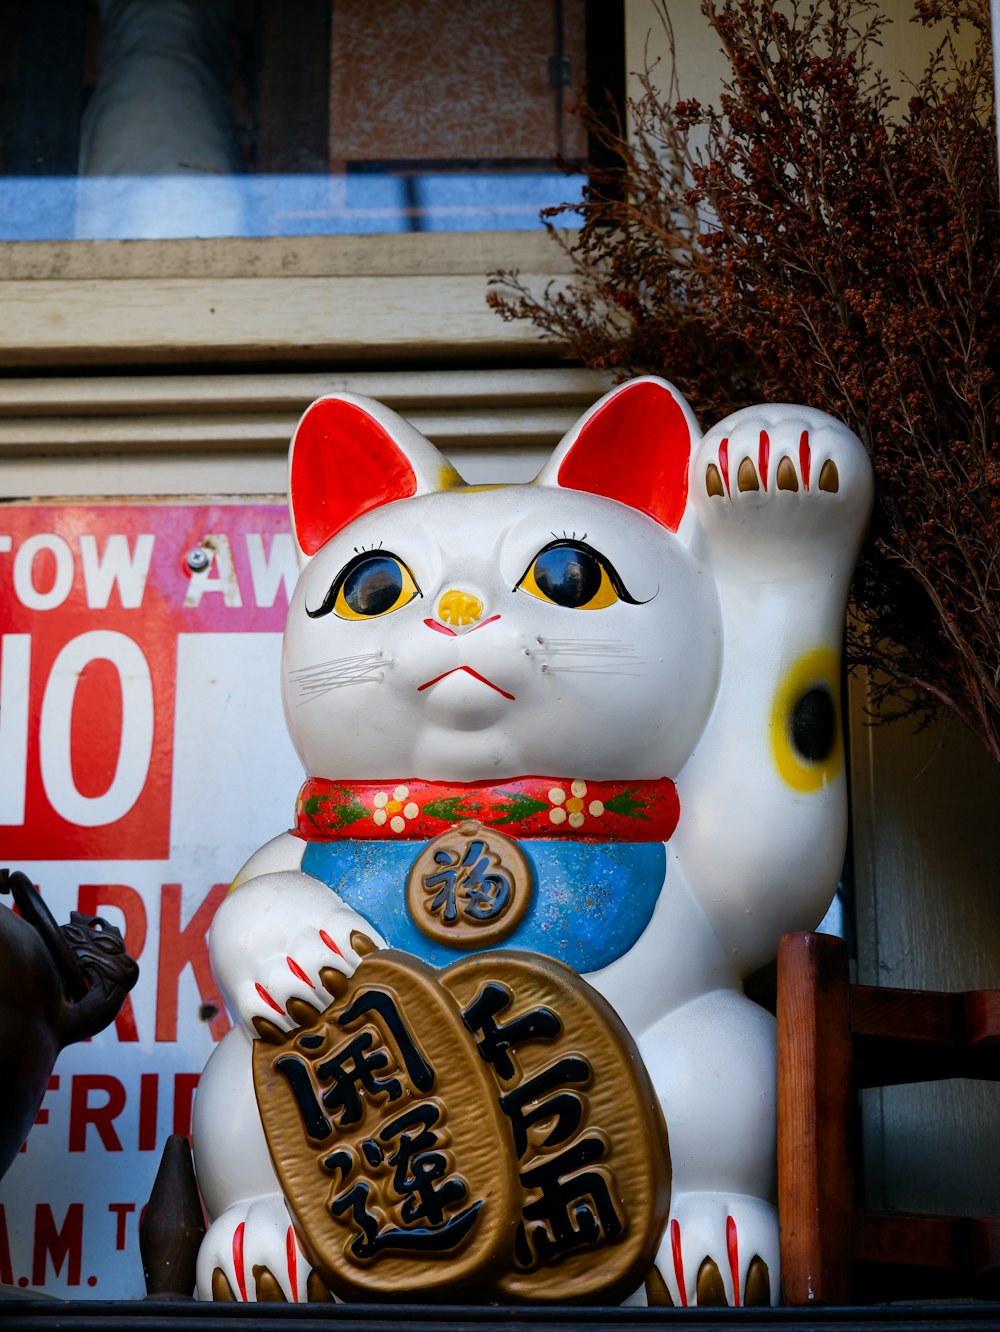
left=0, top=0, right=619, bottom=241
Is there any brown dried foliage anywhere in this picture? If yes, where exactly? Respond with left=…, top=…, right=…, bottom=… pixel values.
left=488, top=0, right=1000, bottom=760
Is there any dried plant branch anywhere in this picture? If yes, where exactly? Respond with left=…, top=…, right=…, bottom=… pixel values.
left=488, top=0, right=1000, bottom=761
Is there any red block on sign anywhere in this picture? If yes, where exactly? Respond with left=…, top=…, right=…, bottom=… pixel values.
left=0, top=504, right=291, bottom=860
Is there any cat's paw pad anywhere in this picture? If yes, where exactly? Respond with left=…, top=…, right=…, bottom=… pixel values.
left=209, top=872, right=384, bottom=1037
left=196, top=1195, right=332, bottom=1302
left=648, top=1192, right=778, bottom=1308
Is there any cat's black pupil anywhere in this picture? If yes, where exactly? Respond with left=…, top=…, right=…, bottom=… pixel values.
left=343, top=556, right=404, bottom=616
left=534, top=545, right=602, bottom=607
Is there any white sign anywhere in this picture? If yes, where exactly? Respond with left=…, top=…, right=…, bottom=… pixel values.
left=0, top=503, right=303, bottom=1298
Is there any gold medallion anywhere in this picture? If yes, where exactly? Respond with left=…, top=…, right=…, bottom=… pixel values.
left=406, top=820, right=533, bottom=949
left=442, top=950, right=671, bottom=1304
left=253, top=950, right=521, bottom=1301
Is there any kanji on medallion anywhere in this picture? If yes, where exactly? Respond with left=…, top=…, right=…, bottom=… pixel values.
left=407, top=820, right=533, bottom=948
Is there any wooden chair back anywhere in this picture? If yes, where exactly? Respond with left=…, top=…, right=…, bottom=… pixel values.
left=777, top=929, right=1000, bottom=1304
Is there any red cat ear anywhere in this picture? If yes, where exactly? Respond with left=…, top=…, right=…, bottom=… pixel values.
left=289, top=396, right=461, bottom=558
left=537, top=378, right=699, bottom=532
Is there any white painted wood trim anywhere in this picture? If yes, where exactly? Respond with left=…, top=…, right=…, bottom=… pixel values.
left=0, top=273, right=568, bottom=368
left=0, top=367, right=613, bottom=497
left=0, top=230, right=579, bottom=369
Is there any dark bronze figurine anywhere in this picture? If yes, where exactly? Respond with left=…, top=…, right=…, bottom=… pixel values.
left=0, top=868, right=139, bottom=1183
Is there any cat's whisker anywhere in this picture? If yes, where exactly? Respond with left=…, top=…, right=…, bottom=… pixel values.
left=536, top=638, right=643, bottom=676
left=542, top=665, right=644, bottom=675
left=289, top=652, right=386, bottom=703
left=536, top=637, right=637, bottom=656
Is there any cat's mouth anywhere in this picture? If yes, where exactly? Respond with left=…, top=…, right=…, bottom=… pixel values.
left=416, top=665, right=515, bottom=701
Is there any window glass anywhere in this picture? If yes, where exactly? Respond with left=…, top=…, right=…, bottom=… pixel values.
left=0, top=0, right=620, bottom=241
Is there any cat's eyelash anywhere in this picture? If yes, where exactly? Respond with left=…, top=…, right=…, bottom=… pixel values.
left=552, top=530, right=587, bottom=542
left=352, top=541, right=384, bottom=554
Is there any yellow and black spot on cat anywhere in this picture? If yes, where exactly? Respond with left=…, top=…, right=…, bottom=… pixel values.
left=770, top=647, right=843, bottom=791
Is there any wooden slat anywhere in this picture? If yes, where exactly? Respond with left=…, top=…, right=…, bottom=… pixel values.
left=0, top=366, right=612, bottom=497
left=965, top=991, right=1000, bottom=1046
left=851, top=986, right=1000, bottom=1088
left=778, top=931, right=856, bottom=1305
left=0, top=229, right=576, bottom=281
left=0, top=407, right=584, bottom=455
left=970, top=1216, right=1000, bottom=1276
left=0, top=368, right=611, bottom=455
left=0, top=368, right=607, bottom=416
left=851, top=986, right=964, bottom=1088
left=0, top=273, right=565, bottom=367
left=854, top=1212, right=963, bottom=1271
left=853, top=1213, right=1000, bottom=1299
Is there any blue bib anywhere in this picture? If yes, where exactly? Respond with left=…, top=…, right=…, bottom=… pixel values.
left=300, top=838, right=666, bottom=973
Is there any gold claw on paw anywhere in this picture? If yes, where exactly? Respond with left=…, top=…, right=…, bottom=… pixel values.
left=285, top=996, right=324, bottom=1029
left=251, top=1265, right=287, bottom=1301
left=644, top=1263, right=674, bottom=1306
left=818, top=459, right=840, bottom=492
left=696, top=1256, right=728, bottom=1305
left=776, top=455, right=799, bottom=491
left=737, top=457, right=760, bottom=492
left=350, top=929, right=378, bottom=957
left=210, top=1264, right=334, bottom=1303
left=706, top=462, right=726, bottom=498
left=318, top=965, right=350, bottom=998
left=252, top=1015, right=287, bottom=1045
left=744, top=1255, right=772, bottom=1306
left=692, top=1254, right=771, bottom=1307
left=211, top=1268, right=237, bottom=1301
left=306, top=1270, right=334, bottom=1302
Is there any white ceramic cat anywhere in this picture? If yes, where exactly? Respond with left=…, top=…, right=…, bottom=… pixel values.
left=192, top=377, right=873, bottom=1306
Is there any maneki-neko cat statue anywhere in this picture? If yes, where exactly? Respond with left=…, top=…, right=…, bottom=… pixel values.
left=192, top=379, right=873, bottom=1306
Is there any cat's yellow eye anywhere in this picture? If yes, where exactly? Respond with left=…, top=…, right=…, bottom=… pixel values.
left=516, top=541, right=634, bottom=610
left=308, top=552, right=420, bottom=621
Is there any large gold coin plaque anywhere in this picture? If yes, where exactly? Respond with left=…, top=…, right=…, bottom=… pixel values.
left=252, top=948, right=670, bottom=1303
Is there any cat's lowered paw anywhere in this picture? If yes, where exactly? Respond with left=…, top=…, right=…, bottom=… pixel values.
left=209, top=872, right=384, bottom=1037
left=647, top=1191, right=778, bottom=1308
left=196, top=1193, right=332, bottom=1302
left=693, top=405, right=873, bottom=564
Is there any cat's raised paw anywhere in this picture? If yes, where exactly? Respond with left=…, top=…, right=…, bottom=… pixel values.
left=694, top=404, right=873, bottom=563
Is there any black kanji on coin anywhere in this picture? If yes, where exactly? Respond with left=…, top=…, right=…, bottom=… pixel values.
left=325, top=1100, right=483, bottom=1259
left=517, top=1135, right=624, bottom=1264
left=498, top=1056, right=589, bottom=1158
left=456, top=970, right=626, bottom=1273
left=274, top=986, right=434, bottom=1135
left=460, top=981, right=560, bottom=1080
left=407, top=822, right=533, bottom=949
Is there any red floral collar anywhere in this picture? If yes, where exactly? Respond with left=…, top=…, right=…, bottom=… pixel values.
left=293, top=776, right=679, bottom=842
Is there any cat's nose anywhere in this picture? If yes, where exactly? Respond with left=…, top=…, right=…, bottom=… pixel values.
left=437, top=588, right=483, bottom=627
